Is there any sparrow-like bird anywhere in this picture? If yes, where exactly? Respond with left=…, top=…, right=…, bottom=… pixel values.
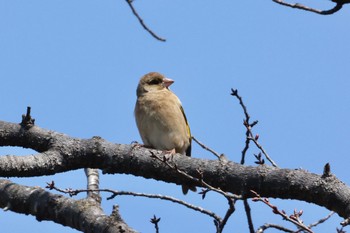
left=134, top=72, right=196, bottom=194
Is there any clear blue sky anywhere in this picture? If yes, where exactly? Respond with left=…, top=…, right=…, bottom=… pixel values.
left=0, top=1, right=349, bottom=232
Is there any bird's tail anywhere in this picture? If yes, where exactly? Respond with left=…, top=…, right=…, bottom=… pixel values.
left=182, top=184, right=197, bottom=195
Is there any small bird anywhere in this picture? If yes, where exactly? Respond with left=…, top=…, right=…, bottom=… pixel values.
left=134, top=72, right=196, bottom=194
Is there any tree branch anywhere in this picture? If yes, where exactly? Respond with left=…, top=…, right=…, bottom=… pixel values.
left=272, top=0, right=346, bottom=15
left=125, top=0, right=166, bottom=42
left=85, top=168, right=101, bottom=203
left=0, top=179, right=136, bottom=233
left=1, top=120, right=350, bottom=221
left=231, top=89, right=277, bottom=167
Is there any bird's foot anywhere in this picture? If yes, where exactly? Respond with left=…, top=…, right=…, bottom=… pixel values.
left=160, top=148, right=176, bottom=160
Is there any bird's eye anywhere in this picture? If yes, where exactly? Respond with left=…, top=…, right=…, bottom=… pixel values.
left=148, top=79, right=162, bottom=85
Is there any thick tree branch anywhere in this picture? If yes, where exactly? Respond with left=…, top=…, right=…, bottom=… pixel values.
left=0, top=179, right=136, bottom=233
left=85, top=168, right=101, bottom=203
left=1, top=120, right=350, bottom=221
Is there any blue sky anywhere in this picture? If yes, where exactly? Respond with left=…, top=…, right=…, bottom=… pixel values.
left=1, top=0, right=350, bottom=232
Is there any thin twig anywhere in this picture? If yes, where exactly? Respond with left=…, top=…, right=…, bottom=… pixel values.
left=251, top=190, right=313, bottom=233
left=108, top=190, right=222, bottom=221
left=218, top=198, right=235, bottom=232
left=256, top=212, right=334, bottom=232
left=248, top=136, right=278, bottom=167
left=20, top=106, right=35, bottom=128
left=256, top=223, right=295, bottom=233
left=231, top=88, right=252, bottom=164
left=231, top=89, right=278, bottom=167
left=125, top=0, right=166, bottom=41
left=150, top=152, right=241, bottom=200
left=150, top=152, right=241, bottom=232
left=244, top=199, right=255, bottom=233
left=150, top=215, right=160, bottom=233
left=308, top=211, right=334, bottom=229
left=337, top=226, right=347, bottom=233
left=272, top=0, right=344, bottom=15
left=46, top=181, right=222, bottom=222
left=295, top=211, right=335, bottom=232
left=192, top=136, right=221, bottom=159
left=241, top=137, right=251, bottom=165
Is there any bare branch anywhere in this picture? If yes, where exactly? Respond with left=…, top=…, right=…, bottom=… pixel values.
left=1, top=120, right=350, bottom=221
left=48, top=183, right=223, bottom=223
left=248, top=135, right=278, bottom=168
left=150, top=151, right=241, bottom=200
left=256, top=212, right=335, bottom=232
left=251, top=190, right=313, bottom=233
left=109, top=190, right=222, bottom=222
left=192, top=136, right=221, bottom=159
left=218, top=198, right=236, bottom=232
left=295, top=211, right=335, bottom=232
left=256, top=223, right=295, bottom=232
left=150, top=152, right=240, bottom=232
left=0, top=179, right=136, bottom=233
left=272, top=0, right=345, bottom=15
left=20, top=106, right=35, bottom=128
left=85, top=168, right=101, bottom=203
left=150, top=215, right=161, bottom=233
left=230, top=88, right=254, bottom=164
left=125, top=0, right=166, bottom=42
left=244, top=199, right=255, bottom=233
left=231, top=88, right=278, bottom=167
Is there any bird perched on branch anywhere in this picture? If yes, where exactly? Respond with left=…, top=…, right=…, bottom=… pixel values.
left=134, top=72, right=196, bottom=194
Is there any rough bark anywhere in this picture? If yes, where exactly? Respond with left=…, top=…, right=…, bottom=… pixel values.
left=0, top=179, right=136, bottom=233
left=1, top=119, right=350, bottom=228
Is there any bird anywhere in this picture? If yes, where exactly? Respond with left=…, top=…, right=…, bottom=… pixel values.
left=134, top=72, right=196, bottom=194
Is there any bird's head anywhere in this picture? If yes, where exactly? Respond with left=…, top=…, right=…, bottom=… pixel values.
left=137, top=72, right=174, bottom=97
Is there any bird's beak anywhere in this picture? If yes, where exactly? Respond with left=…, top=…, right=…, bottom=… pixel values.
left=163, top=77, right=174, bottom=88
